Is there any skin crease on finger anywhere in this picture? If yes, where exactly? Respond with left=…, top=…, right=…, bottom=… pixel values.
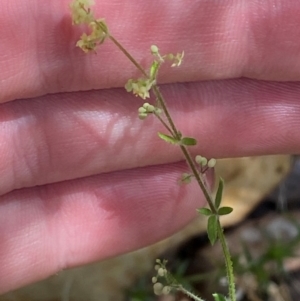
left=1, top=1, right=300, bottom=102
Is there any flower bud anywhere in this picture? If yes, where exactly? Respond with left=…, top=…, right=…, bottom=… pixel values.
left=208, top=158, right=217, bottom=168
left=153, top=282, right=164, bottom=295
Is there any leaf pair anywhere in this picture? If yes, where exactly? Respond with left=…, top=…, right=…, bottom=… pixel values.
left=197, top=178, right=233, bottom=245
left=158, top=132, right=197, bottom=146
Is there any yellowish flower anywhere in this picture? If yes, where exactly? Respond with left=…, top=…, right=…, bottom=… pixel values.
left=125, top=78, right=155, bottom=100
left=70, top=0, right=95, bottom=25
left=76, top=33, right=97, bottom=53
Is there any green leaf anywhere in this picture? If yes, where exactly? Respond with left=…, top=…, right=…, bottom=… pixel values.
left=207, top=215, right=218, bottom=245
left=150, top=60, right=160, bottom=79
left=179, top=173, right=192, bottom=184
left=197, top=208, right=212, bottom=216
left=212, top=293, right=227, bottom=301
left=218, top=207, right=233, bottom=216
left=214, top=178, right=224, bottom=209
left=158, top=132, right=179, bottom=144
left=180, top=137, right=197, bottom=146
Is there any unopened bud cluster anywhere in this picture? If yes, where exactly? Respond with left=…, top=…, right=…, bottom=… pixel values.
left=152, top=259, right=174, bottom=296
left=180, top=156, right=216, bottom=184
left=138, top=103, right=162, bottom=120
left=195, top=155, right=216, bottom=168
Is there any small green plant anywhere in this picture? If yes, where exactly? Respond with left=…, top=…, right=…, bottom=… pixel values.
left=124, top=213, right=300, bottom=301
left=233, top=216, right=300, bottom=300
left=152, top=259, right=229, bottom=301
left=70, top=1, right=236, bottom=300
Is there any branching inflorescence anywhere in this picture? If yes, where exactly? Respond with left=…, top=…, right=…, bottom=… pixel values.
left=70, top=1, right=236, bottom=300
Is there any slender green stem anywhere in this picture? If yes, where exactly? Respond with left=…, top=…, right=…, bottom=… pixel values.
left=152, top=85, right=180, bottom=139
left=109, top=35, right=148, bottom=78
left=179, top=145, right=216, bottom=212
left=217, top=220, right=236, bottom=301
left=151, top=85, right=216, bottom=212
left=75, top=5, right=236, bottom=300
left=94, top=19, right=147, bottom=77
left=178, top=285, right=206, bottom=301
left=107, top=33, right=235, bottom=301
left=154, top=112, right=174, bottom=135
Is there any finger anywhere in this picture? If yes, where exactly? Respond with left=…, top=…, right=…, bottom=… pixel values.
left=2, top=0, right=300, bottom=102
left=0, top=162, right=209, bottom=293
left=1, top=78, right=299, bottom=196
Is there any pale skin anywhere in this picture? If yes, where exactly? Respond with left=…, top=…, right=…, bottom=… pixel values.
left=0, top=0, right=300, bottom=294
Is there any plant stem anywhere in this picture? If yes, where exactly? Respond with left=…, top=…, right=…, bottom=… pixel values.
left=217, top=220, right=236, bottom=301
left=154, top=112, right=174, bottom=135
left=95, top=20, right=147, bottom=77
left=109, top=35, right=148, bottom=78
left=151, top=85, right=216, bottom=212
left=107, top=34, right=235, bottom=301
left=178, top=285, right=206, bottom=301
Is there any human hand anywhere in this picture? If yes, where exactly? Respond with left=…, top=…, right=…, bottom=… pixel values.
left=1, top=0, right=300, bottom=294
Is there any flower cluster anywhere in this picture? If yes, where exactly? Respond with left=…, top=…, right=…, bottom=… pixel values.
left=70, top=0, right=108, bottom=52
left=70, top=0, right=94, bottom=25
left=166, top=51, right=185, bottom=67
left=126, top=45, right=184, bottom=101
left=137, top=102, right=162, bottom=120
left=125, top=78, right=156, bottom=100
left=152, top=259, right=174, bottom=296
left=151, top=45, right=184, bottom=67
